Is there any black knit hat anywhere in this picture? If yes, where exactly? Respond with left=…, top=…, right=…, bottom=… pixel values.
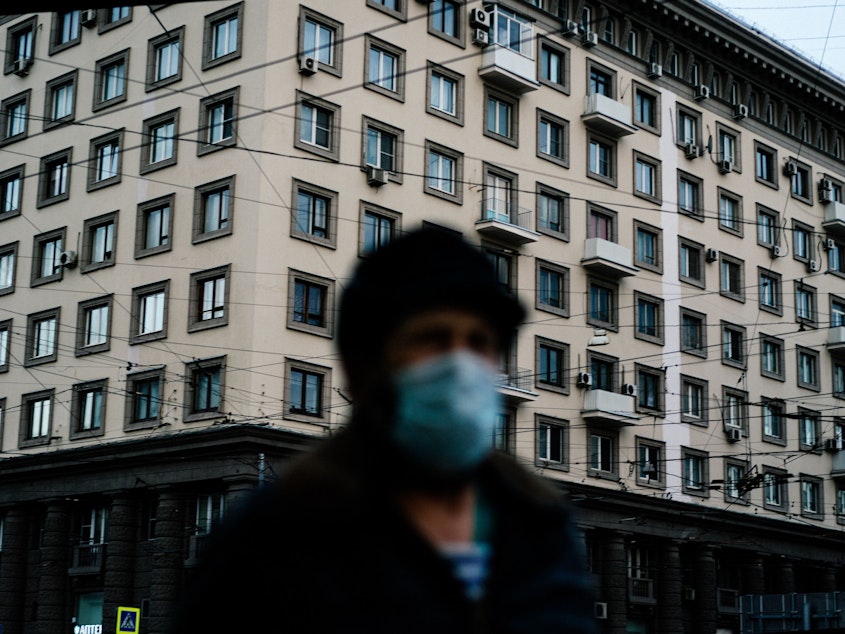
left=337, top=227, right=525, bottom=373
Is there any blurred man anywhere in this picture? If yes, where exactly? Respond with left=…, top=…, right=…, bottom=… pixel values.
left=173, top=228, right=597, bottom=633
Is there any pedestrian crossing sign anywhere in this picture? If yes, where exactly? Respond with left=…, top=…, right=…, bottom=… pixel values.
left=116, top=607, right=140, bottom=634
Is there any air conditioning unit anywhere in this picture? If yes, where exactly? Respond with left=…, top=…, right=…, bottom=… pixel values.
left=825, top=238, right=836, bottom=251
left=594, top=602, right=608, bottom=620
left=819, top=188, right=834, bottom=204
left=59, top=250, right=78, bottom=269
left=808, top=259, right=821, bottom=272
left=772, top=245, right=785, bottom=258
left=299, top=56, right=317, bottom=75
left=366, top=166, right=389, bottom=187
left=684, top=143, right=699, bottom=160
left=684, top=587, right=697, bottom=601
left=581, top=31, right=598, bottom=47
left=469, top=8, right=491, bottom=28
left=562, top=19, right=580, bottom=37
left=718, top=160, right=733, bottom=174
left=732, top=103, right=749, bottom=119
left=81, top=9, right=98, bottom=27
left=576, top=372, right=593, bottom=388
left=726, top=427, right=742, bottom=442
left=783, top=160, right=798, bottom=176
left=705, top=248, right=718, bottom=262
left=622, top=383, right=638, bottom=397
left=13, top=57, right=32, bottom=77
left=694, top=84, right=710, bottom=100
left=647, top=63, right=662, bottom=79
left=472, top=28, right=489, bottom=46
left=825, top=437, right=844, bottom=451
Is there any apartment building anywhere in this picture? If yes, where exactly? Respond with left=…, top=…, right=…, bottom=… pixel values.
left=1, top=1, right=844, bottom=633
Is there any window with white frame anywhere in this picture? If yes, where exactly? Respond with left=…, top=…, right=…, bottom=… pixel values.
left=759, top=334, right=784, bottom=380
left=536, top=337, right=568, bottom=394
left=0, top=243, right=17, bottom=296
left=285, top=360, right=331, bottom=423
left=795, top=281, right=817, bottom=326
left=198, top=88, right=238, bottom=153
left=725, top=460, right=749, bottom=502
left=125, top=368, right=164, bottom=430
left=681, top=376, right=707, bottom=425
left=203, top=2, right=242, bottom=69
left=797, top=346, right=820, bottom=391
left=490, top=6, right=533, bottom=56
left=71, top=380, right=107, bottom=439
left=677, top=108, right=699, bottom=145
left=0, top=320, right=9, bottom=373
left=295, top=92, right=340, bottom=162
left=677, top=172, right=702, bottom=219
left=636, top=438, right=664, bottom=486
left=45, top=71, right=77, bottom=128
left=76, top=296, right=111, bottom=355
left=718, top=189, right=742, bottom=235
left=536, top=260, right=568, bottom=317
left=635, top=222, right=661, bottom=272
left=427, top=64, right=462, bottom=124
left=425, top=142, right=462, bottom=202
left=758, top=269, right=781, bottom=314
left=636, top=366, right=663, bottom=414
left=722, top=388, right=748, bottom=434
left=38, top=149, right=72, bottom=208
left=287, top=270, right=335, bottom=337
left=147, top=27, right=183, bottom=88
left=364, top=117, right=403, bottom=180
left=537, top=110, right=568, bottom=166
left=762, top=468, right=788, bottom=511
left=292, top=180, right=336, bottom=247
left=792, top=221, right=813, bottom=262
left=682, top=447, right=708, bottom=496
left=360, top=204, right=399, bottom=256
left=20, top=390, right=53, bottom=448
left=798, top=410, right=820, bottom=449
left=536, top=184, right=568, bottom=239
left=635, top=292, right=663, bottom=344
left=719, top=254, right=744, bottom=302
left=760, top=398, right=785, bottom=442
left=634, top=152, right=660, bottom=202
left=756, top=206, right=779, bottom=248
left=0, top=165, right=23, bottom=220
left=131, top=281, right=168, bottom=344
left=588, top=134, right=615, bottom=184
left=485, top=89, right=518, bottom=145
left=483, top=166, right=517, bottom=224
left=141, top=109, right=179, bottom=173
left=800, top=476, right=823, bottom=518
left=538, top=38, right=568, bottom=92
left=50, top=11, right=81, bottom=52
left=755, top=142, right=777, bottom=187
left=136, top=195, right=173, bottom=258
left=300, top=7, right=342, bottom=73
left=717, top=125, right=739, bottom=167
left=1, top=91, right=29, bottom=143
left=31, top=229, right=65, bottom=286
left=429, top=0, right=461, bottom=42
left=721, top=321, right=745, bottom=368
left=5, top=17, right=36, bottom=74
left=366, top=36, right=405, bottom=99
left=536, top=415, right=568, bottom=469
left=588, top=431, right=616, bottom=478
left=680, top=308, right=706, bottom=357
left=185, top=357, right=225, bottom=421
left=26, top=309, right=60, bottom=366
left=88, top=130, right=122, bottom=190
left=93, top=50, right=128, bottom=110
left=193, top=176, right=234, bottom=242
left=188, top=266, right=230, bottom=332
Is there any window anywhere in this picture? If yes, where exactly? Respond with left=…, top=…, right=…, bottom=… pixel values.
left=587, top=279, right=617, bottom=330
left=756, top=206, right=779, bottom=249
left=198, top=88, right=239, bottom=154
left=536, top=184, right=569, bottom=240
left=37, top=148, right=72, bottom=208
left=536, top=260, right=569, bottom=317
left=487, top=248, right=515, bottom=296
left=789, top=159, right=813, bottom=203
left=536, top=415, right=568, bottom=469
left=677, top=172, right=702, bottom=219
left=285, top=360, right=331, bottom=423
left=294, top=91, right=340, bottom=162
left=0, top=319, right=9, bottom=373
left=589, top=353, right=617, bottom=392
left=0, top=165, right=23, bottom=221
left=717, top=125, right=739, bottom=169
left=425, top=142, right=463, bottom=203
left=798, top=410, right=821, bottom=450
left=679, top=239, right=706, bottom=288
left=636, top=438, right=664, bottom=487
left=634, top=152, right=660, bottom=203
left=830, top=240, right=845, bottom=275
left=831, top=295, right=845, bottom=326
left=287, top=270, right=335, bottom=337
left=722, top=387, right=748, bottom=435
left=588, top=63, right=614, bottom=97
left=25, top=308, right=60, bottom=367
left=146, top=27, right=184, bottom=90
left=588, top=134, right=616, bottom=185
left=719, top=254, right=744, bottom=302
left=535, top=337, right=569, bottom=394
left=634, top=222, right=661, bottom=272
left=360, top=203, right=400, bottom=255
left=0, top=242, right=17, bottom=296
left=20, top=390, right=54, bottom=448
left=718, top=189, right=742, bottom=236
left=69, top=380, right=107, bottom=439
left=44, top=71, right=77, bottom=129
left=50, top=11, right=81, bottom=53
left=762, top=468, right=788, bottom=512
left=365, top=36, right=405, bottom=100
left=839, top=488, right=845, bottom=526
left=363, top=117, right=403, bottom=182
left=759, top=334, right=785, bottom=381
left=835, top=362, right=845, bottom=398
left=800, top=475, right=823, bottom=519
left=140, top=109, right=179, bottom=173
left=31, top=229, right=66, bottom=286
left=193, top=176, right=235, bottom=243
left=368, top=0, right=406, bottom=20
left=680, top=376, right=708, bottom=425
left=291, top=180, right=337, bottom=247
left=4, top=17, right=37, bottom=75
left=795, top=281, right=817, bottom=327
left=100, top=7, right=132, bottom=32
left=725, top=460, right=749, bottom=503
left=636, top=366, right=664, bottom=415
left=490, top=6, right=533, bottom=55
left=538, top=38, right=569, bottom=93
left=130, top=281, right=169, bottom=344
left=81, top=212, right=117, bottom=272
left=677, top=107, right=700, bottom=146
left=626, top=28, right=639, bottom=56
left=203, top=2, right=243, bottom=69
left=680, top=307, right=706, bottom=357
left=429, top=0, right=462, bottom=44
left=88, top=130, right=122, bottom=190
left=721, top=321, right=746, bottom=369
left=184, top=357, right=225, bottom=422
left=427, top=63, right=463, bottom=125
left=635, top=292, right=663, bottom=344
left=1, top=91, right=30, bottom=144
left=756, top=269, right=782, bottom=315
left=588, top=431, right=617, bottom=478
left=135, top=195, right=173, bottom=258
left=483, top=165, right=518, bottom=225
left=188, top=265, right=230, bottom=332
left=682, top=447, right=709, bottom=496
left=588, top=204, right=616, bottom=239
left=792, top=220, right=814, bottom=263
left=93, top=50, right=129, bottom=110
left=760, top=397, right=785, bottom=443
left=125, top=368, right=164, bottom=430
left=537, top=110, right=569, bottom=167
left=300, top=7, right=343, bottom=75
left=797, top=346, right=820, bottom=391
left=754, top=142, right=777, bottom=187
left=633, top=83, right=659, bottom=133
left=484, top=89, right=518, bottom=146
left=76, top=296, right=112, bottom=356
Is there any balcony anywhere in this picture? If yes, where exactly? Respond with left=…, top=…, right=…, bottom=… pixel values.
left=478, top=43, right=539, bottom=93
left=628, top=577, right=656, bottom=604
left=476, top=202, right=540, bottom=246
left=581, top=389, right=638, bottom=427
left=581, top=238, right=638, bottom=278
left=832, top=450, right=845, bottom=478
left=582, top=93, right=637, bottom=137
left=496, top=366, right=538, bottom=403
left=827, top=326, right=845, bottom=357
left=822, top=201, right=845, bottom=238
left=69, top=543, right=105, bottom=575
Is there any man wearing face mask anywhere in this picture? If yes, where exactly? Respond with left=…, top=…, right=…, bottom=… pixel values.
left=172, top=228, right=598, bottom=633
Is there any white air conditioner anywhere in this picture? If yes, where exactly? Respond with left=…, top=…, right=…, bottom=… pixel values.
left=647, top=63, right=662, bottom=79
left=825, top=238, right=836, bottom=251
left=299, top=56, right=317, bottom=75
left=718, top=160, right=733, bottom=174
left=469, top=8, right=490, bottom=28
left=684, top=587, right=697, bottom=601
left=562, top=19, right=580, bottom=37
left=577, top=372, right=593, bottom=388
left=366, top=166, right=389, bottom=187
left=705, top=248, right=718, bottom=262
left=622, top=383, right=638, bottom=397
left=783, top=160, right=798, bottom=176
left=694, top=84, right=710, bottom=100
left=772, top=245, right=785, bottom=258
left=581, top=31, right=598, bottom=47
left=732, top=103, right=749, bottom=119
left=81, top=9, right=97, bottom=27
left=808, top=259, right=821, bottom=272
left=472, top=28, right=489, bottom=46
left=594, top=602, right=608, bottom=620
left=60, top=250, right=78, bottom=269
left=13, top=57, right=32, bottom=76
left=684, top=143, right=699, bottom=160
left=726, top=427, right=742, bottom=442
left=819, top=187, right=834, bottom=204
left=825, top=437, right=844, bottom=451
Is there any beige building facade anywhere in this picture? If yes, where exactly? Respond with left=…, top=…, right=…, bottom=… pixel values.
left=1, top=1, right=845, bottom=632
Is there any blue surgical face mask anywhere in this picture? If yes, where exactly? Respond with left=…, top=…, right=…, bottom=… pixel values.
left=391, top=351, right=502, bottom=473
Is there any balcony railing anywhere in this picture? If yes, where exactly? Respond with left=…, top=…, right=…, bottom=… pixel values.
left=582, top=93, right=637, bottom=137
left=581, top=238, right=638, bottom=278
left=823, top=200, right=845, bottom=238
left=496, top=366, right=538, bottom=402
left=477, top=5, right=539, bottom=93
left=827, top=326, right=845, bottom=357
left=476, top=201, right=540, bottom=246
left=629, top=577, right=656, bottom=604
left=69, top=543, right=105, bottom=575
